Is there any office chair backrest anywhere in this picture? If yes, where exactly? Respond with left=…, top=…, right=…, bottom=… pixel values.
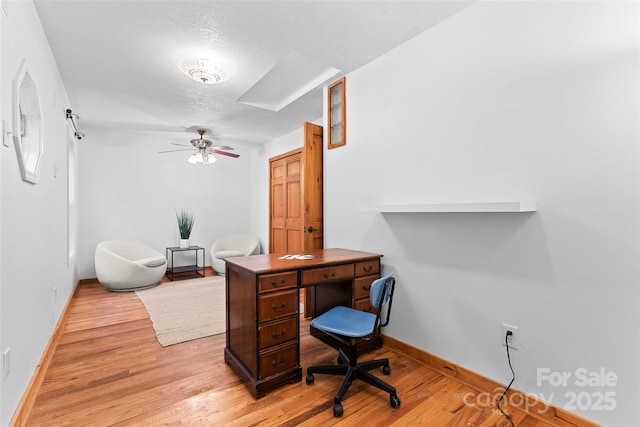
left=370, top=272, right=396, bottom=328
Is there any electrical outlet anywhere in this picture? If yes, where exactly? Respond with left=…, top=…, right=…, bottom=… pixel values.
left=3, top=348, right=10, bottom=381
left=502, top=323, right=519, bottom=350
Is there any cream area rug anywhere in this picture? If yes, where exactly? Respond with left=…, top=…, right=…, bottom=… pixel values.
left=135, top=275, right=226, bottom=347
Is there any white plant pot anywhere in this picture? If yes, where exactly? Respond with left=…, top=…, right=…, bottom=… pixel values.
left=179, top=239, right=190, bottom=249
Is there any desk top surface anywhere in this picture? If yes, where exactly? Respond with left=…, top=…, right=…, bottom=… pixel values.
left=225, top=248, right=382, bottom=274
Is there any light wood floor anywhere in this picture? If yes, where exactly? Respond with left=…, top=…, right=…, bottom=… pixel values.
left=24, top=275, right=563, bottom=426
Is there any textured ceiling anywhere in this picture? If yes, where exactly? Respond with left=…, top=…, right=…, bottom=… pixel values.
left=34, top=1, right=471, bottom=147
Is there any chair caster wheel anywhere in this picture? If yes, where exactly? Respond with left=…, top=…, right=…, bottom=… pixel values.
left=383, top=365, right=391, bottom=375
left=306, top=374, right=314, bottom=384
left=333, top=402, right=344, bottom=417
left=390, top=395, right=401, bottom=408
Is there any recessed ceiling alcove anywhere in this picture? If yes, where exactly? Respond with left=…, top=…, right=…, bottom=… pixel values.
left=237, top=51, right=340, bottom=112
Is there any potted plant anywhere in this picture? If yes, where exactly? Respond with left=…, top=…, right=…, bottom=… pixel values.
left=176, top=209, right=195, bottom=248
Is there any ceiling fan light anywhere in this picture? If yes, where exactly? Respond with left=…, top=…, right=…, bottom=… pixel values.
left=187, top=152, right=202, bottom=164
left=203, top=153, right=218, bottom=164
left=179, top=59, right=229, bottom=85
left=187, top=151, right=217, bottom=165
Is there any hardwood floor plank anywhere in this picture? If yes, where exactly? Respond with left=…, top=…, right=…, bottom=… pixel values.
left=22, top=280, right=587, bottom=426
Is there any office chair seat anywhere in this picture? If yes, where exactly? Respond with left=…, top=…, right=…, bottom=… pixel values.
left=310, top=306, right=377, bottom=338
left=306, top=273, right=400, bottom=417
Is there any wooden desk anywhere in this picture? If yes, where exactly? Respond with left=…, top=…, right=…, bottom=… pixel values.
left=224, top=248, right=383, bottom=398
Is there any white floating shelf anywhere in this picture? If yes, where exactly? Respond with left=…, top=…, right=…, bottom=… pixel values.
left=359, top=201, right=537, bottom=213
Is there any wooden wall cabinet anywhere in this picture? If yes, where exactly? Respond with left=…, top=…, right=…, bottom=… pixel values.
left=327, top=77, right=346, bottom=149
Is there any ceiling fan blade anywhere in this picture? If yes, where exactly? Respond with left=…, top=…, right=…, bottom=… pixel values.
left=158, top=148, right=194, bottom=153
left=211, top=145, right=234, bottom=151
left=211, top=149, right=240, bottom=158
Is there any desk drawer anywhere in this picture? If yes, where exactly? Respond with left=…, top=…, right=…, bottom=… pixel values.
left=259, top=343, right=298, bottom=379
left=258, top=271, right=298, bottom=293
left=355, top=260, right=379, bottom=277
left=354, top=275, right=377, bottom=300
left=301, top=264, right=353, bottom=285
left=259, top=317, right=298, bottom=349
left=258, top=290, right=298, bottom=322
left=355, top=298, right=378, bottom=314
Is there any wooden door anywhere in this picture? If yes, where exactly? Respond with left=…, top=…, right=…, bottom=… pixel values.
left=269, top=122, right=323, bottom=254
left=302, top=122, right=324, bottom=251
left=270, top=151, right=304, bottom=254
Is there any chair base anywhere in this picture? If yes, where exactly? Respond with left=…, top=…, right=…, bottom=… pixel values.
left=306, top=348, right=401, bottom=417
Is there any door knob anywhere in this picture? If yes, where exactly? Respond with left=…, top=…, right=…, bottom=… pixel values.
left=307, top=226, right=314, bottom=232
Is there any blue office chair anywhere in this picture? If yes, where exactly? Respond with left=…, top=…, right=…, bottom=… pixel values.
left=306, top=272, right=400, bottom=417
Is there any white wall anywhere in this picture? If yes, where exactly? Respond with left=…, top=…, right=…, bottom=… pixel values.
left=0, top=1, right=75, bottom=425
left=77, top=128, right=253, bottom=279
left=251, top=2, right=639, bottom=426
left=334, top=2, right=638, bottom=426
left=0, top=2, right=4, bottom=422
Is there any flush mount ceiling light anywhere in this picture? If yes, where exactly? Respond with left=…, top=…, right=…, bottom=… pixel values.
left=179, top=59, right=229, bottom=84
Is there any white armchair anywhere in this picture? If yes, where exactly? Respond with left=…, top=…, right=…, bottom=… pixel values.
left=95, top=240, right=167, bottom=291
left=210, top=234, right=260, bottom=275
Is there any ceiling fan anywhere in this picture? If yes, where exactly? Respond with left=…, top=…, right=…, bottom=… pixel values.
left=159, top=129, right=239, bottom=164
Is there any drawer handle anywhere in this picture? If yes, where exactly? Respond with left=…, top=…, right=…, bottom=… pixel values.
left=272, top=329, right=287, bottom=339
left=362, top=285, right=371, bottom=291
left=323, top=272, right=335, bottom=279
left=271, top=279, right=287, bottom=287
left=363, top=265, right=373, bottom=272
left=271, top=302, right=287, bottom=312
left=272, top=358, right=287, bottom=368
